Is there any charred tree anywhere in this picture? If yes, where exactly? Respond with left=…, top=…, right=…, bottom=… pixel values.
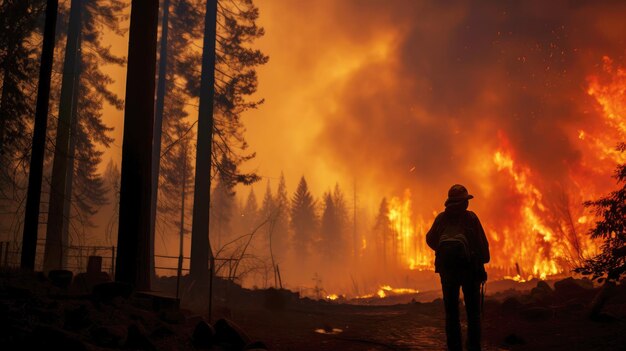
left=21, top=0, right=58, bottom=270
left=189, top=0, right=218, bottom=281
left=373, top=198, right=392, bottom=271
left=61, top=38, right=82, bottom=260
left=43, top=0, right=83, bottom=272
left=115, top=0, right=159, bottom=290
left=150, top=0, right=171, bottom=279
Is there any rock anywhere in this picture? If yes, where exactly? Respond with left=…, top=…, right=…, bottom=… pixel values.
left=192, top=320, right=215, bottom=349
left=92, top=281, right=132, bottom=302
left=71, top=271, right=111, bottom=295
left=430, top=298, right=444, bottom=307
left=519, top=306, right=553, bottom=321
left=530, top=281, right=554, bottom=304
left=48, top=270, right=74, bottom=289
left=150, top=325, right=175, bottom=339
left=90, top=325, right=125, bottom=347
left=64, top=304, right=91, bottom=330
left=214, top=318, right=251, bottom=350
left=245, top=341, right=268, bottom=350
left=30, top=326, right=88, bottom=351
left=125, top=324, right=156, bottom=351
left=536, top=280, right=553, bottom=292
left=501, top=296, right=522, bottom=313
left=159, top=308, right=186, bottom=324
left=554, top=277, right=593, bottom=294
left=504, top=333, right=526, bottom=345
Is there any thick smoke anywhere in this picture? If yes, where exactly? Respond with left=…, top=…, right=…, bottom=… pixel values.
left=317, top=0, right=626, bottom=212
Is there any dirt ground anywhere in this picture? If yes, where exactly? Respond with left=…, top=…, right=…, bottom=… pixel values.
left=2, top=271, right=626, bottom=351
left=225, top=296, right=626, bottom=351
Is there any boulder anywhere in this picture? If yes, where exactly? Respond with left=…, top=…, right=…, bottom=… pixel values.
left=70, top=271, right=111, bottom=294
left=150, top=325, right=175, bottom=339
left=554, top=277, right=593, bottom=294
left=192, top=320, right=215, bottom=349
left=214, top=318, right=251, bottom=350
left=159, top=308, right=186, bottom=324
left=48, top=270, right=73, bottom=289
left=530, top=281, right=554, bottom=304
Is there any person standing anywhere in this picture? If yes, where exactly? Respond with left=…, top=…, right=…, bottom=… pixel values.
left=426, top=184, right=490, bottom=351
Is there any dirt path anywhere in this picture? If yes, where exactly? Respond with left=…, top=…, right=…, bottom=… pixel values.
left=230, top=302, right=504, bottom=351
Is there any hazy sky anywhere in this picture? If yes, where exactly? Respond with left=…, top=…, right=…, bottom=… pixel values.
left=98, top=0, right=625, bottom=215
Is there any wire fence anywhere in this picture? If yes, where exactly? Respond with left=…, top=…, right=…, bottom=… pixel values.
left=0, top=240, right=115, bottom=275
left=0, top=241, right=234, bottom=280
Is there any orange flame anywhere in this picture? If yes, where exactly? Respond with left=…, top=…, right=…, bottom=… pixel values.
left=387, top=190, right=433, bottom=269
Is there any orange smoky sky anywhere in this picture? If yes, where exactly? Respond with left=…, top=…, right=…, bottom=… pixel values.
left=244, top=0, right=626, bottom=210
left=79, top=0, right=626, bottom=289
left=99, top=0, right=625, bottom=242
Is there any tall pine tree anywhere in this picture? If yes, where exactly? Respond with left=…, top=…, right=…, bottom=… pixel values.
left=290, top=176, right=316, bottom=258
left=44, top=0, right=126, bottom=271
left=115, top=0, right=158, bottom=290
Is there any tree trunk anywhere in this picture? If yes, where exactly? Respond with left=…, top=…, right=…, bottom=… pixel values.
left=43, top=0, right=82, bottom=272
left=150, top=0, right=171, bottom=280
left=21, top=0, right=58, bottom=270
left=115, top=0, right=159, bottom=291
left=176, top=145, right=187, bottom=300
left=190, top=0, right=217, bottom=281
left=61, top=37, right=82, bottom=267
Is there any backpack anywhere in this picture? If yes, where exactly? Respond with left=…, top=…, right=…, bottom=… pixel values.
left=436, top=217, right=472, bottom=272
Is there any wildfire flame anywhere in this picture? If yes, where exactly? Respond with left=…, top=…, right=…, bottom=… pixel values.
left=387, top=190, right=433, bottom=269
left=381, top=57, right=625, bottom=281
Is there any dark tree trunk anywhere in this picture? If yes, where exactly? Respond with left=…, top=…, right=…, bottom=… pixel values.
left=150, top=0, right=171, bottom=279
left=190, top=0, right=217, bottom=282
left=115, top=0, right=159, bottom=291
left=176, top=145, right=187, bottom=300
left=21, top=0, right=58, bottom=270
left=43, top=0, right=82, bottom=272
left=61, top=42, right=82, bottom=261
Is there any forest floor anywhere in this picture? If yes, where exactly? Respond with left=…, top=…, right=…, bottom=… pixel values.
left=1, top=270, right=625, bottom=350
left=222, top=286, right=626, bottom=351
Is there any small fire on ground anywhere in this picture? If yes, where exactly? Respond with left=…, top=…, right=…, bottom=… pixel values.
left=326, top=285, right=419, bottom=301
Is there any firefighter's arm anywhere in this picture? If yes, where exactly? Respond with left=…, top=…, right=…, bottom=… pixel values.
left=426, top=213, right=443, bottom=251
left=474, top=214, right=490, bottom=263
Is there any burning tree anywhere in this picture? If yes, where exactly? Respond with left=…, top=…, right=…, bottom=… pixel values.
left=576, top=143, right=626, bottom=283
